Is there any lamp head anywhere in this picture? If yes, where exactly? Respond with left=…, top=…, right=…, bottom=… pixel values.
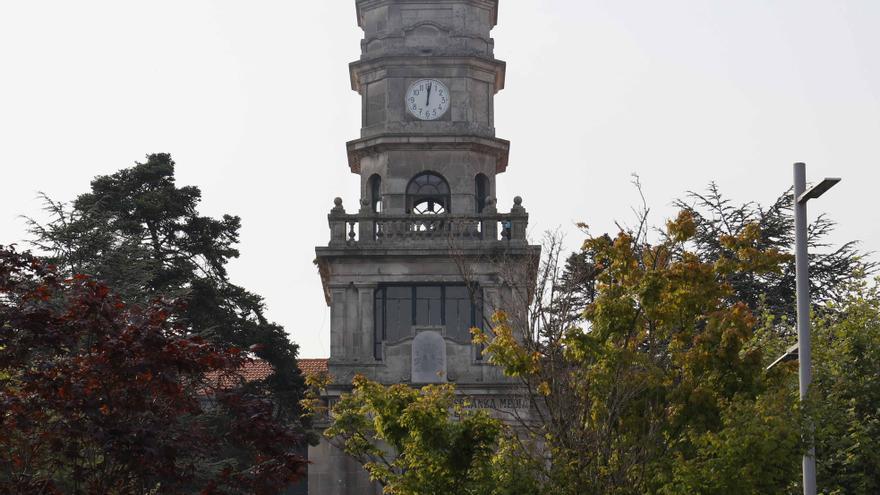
left=798, top=177, right=841, bottom=203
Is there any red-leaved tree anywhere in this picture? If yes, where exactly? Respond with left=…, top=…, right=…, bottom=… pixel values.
left=0, top=246, right=306, bottom=494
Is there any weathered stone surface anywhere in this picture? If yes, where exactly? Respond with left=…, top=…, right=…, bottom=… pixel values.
left=309, top=1, right=539, bottom=493
left=411, top=329, right=447, bottom=383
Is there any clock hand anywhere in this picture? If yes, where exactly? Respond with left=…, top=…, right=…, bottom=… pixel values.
left=426, top=82, right=432, bottom=106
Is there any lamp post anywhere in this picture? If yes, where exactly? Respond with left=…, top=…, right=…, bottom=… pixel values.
left=793, top=162, right=840, bottom=495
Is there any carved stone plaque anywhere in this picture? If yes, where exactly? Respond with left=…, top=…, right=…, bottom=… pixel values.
left=411, top=330, right=447, bottom=383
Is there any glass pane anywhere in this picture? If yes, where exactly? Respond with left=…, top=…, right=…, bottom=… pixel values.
left=386, top=286, right=412, bottom=300
left=408, top=173, right=449, bottom=195
left=476, top=174, right=489, bottom=213
left=415, top=286, right=442, bottom=326
left=413, top=199, right=447, bottom=215
left=445, top=286, right=472, bottom=341
left=386, top=287, right=412, bottom=341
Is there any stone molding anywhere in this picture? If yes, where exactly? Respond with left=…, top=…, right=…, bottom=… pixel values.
left=356, top=0, right=500, bottom=29
left=346, top=133, right=510, bottom=173
left=349, top=54, right=505, bottom=93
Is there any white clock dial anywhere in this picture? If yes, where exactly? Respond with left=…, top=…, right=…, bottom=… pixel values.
left=405, top=79, right=450, bottom=120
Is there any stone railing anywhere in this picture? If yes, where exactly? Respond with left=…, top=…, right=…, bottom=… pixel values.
left=325, top=197, right=529, bottom=247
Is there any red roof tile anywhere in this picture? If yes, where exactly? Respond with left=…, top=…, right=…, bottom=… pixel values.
left=298, top=358, right=329, bottom=377
left=203, top=358, right=329, bottom=391
left=240, top=359, right=274, bottom=382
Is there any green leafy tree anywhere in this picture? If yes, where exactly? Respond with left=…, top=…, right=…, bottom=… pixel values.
left=475, top=211, right=804, bottom=494
left=806, top=282, right=880, bottom=494
left=26, top=153, right=304, bottom=417
left=307, top=375, right=539, bottom=495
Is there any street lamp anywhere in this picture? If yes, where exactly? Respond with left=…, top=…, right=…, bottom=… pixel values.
left=793, top=162, right=840, bottom=495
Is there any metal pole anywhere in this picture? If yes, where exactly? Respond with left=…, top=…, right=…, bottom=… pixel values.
left=794, top=162, right=816, bottom=495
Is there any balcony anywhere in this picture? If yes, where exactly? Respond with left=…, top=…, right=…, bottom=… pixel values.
left=324, top=196, right=529, bottom=248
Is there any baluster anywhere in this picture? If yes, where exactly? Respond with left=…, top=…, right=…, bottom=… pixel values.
left=348, top=220, right=357, bottom=244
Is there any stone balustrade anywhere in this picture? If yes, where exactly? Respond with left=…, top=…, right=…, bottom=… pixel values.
left=325, top=197, right=529, bottom=247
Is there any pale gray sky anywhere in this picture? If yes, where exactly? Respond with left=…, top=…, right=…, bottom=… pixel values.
left=2, top=1, right=878, bottom=358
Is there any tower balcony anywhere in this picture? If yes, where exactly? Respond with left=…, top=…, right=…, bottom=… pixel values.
left=322, top=196, right=529, bottom=248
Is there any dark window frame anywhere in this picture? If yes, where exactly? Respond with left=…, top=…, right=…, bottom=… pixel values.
left=406, top=172, right=451, bottom=214
left=373, top=283, right=482, bottom=360
left=475, top=173, right=490, bottom=213
left=368, top=174, right=382, bottom=213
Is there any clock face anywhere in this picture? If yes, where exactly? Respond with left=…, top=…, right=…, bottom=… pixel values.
left=405, top=79, right=450, bottom=120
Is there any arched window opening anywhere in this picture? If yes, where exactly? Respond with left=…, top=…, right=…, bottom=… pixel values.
left=406, top=172, right=450, bottom=214
left=368, top=174, right=382, bottom=213
left=475, top=173, right=490, bottom=213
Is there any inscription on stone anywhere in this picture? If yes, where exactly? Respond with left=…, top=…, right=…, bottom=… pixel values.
left=411, top=330, right=447, bottom=383
left=453, top=395, right=530, bottom=412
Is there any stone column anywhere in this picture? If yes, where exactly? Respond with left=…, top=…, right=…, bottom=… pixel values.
left=482, top=197, right=498, bottom=241
left=358, top=286, right=376, bottom=361
left=345, top=285, right=360, bottom=359
left=358, top=199, right=375, bottom=245
left=330, top=287, right=347, bottom=358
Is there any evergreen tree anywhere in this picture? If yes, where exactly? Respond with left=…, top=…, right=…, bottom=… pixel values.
left=26, top=153, right=304, bottom=418
left=673, top=183, right=875, bottom=322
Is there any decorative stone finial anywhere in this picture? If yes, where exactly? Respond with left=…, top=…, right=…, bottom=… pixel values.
left=511, top=196, right=525, bottom=215
left=331, top=197, right=345, bottom=214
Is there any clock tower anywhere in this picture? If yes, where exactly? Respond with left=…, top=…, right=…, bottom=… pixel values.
left=311, top=1, right=539, bottom=492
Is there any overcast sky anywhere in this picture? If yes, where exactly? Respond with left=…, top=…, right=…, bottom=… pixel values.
left=2, top=1, right=878, bottom=358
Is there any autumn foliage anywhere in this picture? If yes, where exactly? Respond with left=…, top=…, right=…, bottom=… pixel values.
left=472, top=212, right=804, bottom=494
left=0, top=246, right=306, bottom=494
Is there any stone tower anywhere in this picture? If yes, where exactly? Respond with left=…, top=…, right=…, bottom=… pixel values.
left=311, top=1, right=539, bottom=493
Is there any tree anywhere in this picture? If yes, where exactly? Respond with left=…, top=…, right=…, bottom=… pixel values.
left=474, top=211, right=804, bottom=494
left=558, top=184, right=875, bottom=331
left=26, top=153, right=304, bottom=418
left=306, top=375, right=539, bottom=495
left=806, top=281, right=880, bottom=495
left=673, top=183, right=875, bottom=322
left=0, top=246, right=307, bottom=494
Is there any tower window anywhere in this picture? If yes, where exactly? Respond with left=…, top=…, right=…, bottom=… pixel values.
left=406, top=172, right=450, bottom=214
left=373, top=284, right=482, bottom=360
left=475, top=173, right=490, bottom=213
left=368, top=174, right=382, bottom=212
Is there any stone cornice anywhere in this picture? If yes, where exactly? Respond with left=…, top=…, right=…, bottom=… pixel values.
left=360, top=21, right=494, bottom=55
left=349, top=54, right=506, bottom=93
left=316, top=244, right=539, bottom=258
left=314, top=243, right=540, bottom=305
left=346, top=133, right=510, bottom=173
left=356, top=0, right=499, bottom=28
